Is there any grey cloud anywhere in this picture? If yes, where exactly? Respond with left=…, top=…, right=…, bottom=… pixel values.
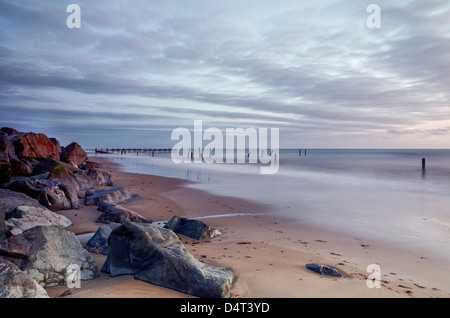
left=1, top=0, right=450, bottom=148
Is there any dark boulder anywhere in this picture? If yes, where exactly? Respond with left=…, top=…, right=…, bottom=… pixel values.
left=0, top=132, right=12, bottom=184
left=0, top=202, right=5, bottom=242
left=9, top=157, right=32, bottom=177
left=1, top=131, right=34, bottom=181
left=33, top=158, right=112, bottom=190
left=0, top=226, right=99, bottom=287
left=84, top=187, right=131, bottom=206
left=32, top=158, right=62, bottom=175
left=96, top=203, right=151, bottom=224
left=0, top=189, right=46, bottom=215
left=60, top=142, right=87, bottom=168
left=80, top=161, right=103, bottom=170
left=0, top=259, right=49, bottom=298
left=305, top=264, right=342, bottom=277
left=0, top=127, right=23, bottom=136
left=87, top=169, right=113, bottom=187
left=7, top=177, right=80, bottom=211
left=102, top=222, right=233, bottom=298
left=47, top=162, right=91, bottom=191
left=165, top=216, right=221, bottom=240
left=85, top=223, right=120, bottom=255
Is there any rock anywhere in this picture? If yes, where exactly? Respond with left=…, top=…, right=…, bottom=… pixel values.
left=87, top=169, right=113, bottom=187
left=165, top=216, right=221, bottom=240
left=5, top=205, right=72, bottom=237
left=102, top=222, right=233, bottom=298
left=49, top=138, right=62, bottom=158
left=1, top=131, right=34, bottom=180
left=84, top=187, right=131, bottom=206
left=0, top=259, right=49, bottom=298
left=0, top=226, right=99, bottom=287
left=85, top=223, right=120, bottom=255
left=47, top=162, right=91, bottom=191
left=97, top=200, right=117, bottom=212
left=32, top=158, right=62, bottom=175
left=0, top=127, right=23, bottom=136
left=9, top=156, right=32, bottom=177
left=0, top=202, right=5, bottom=242
left=60, top=142, right=87, bottom=168
left=80, top=161, right=103, bottom=170
left=7, top=177, right=80, bottom=211
left=0, top=132, right=12, bottom=184
left=0, top=150, right=10, bottom=185
left=34, top=160, right=113, bottom=191
left=0, top=189, right=45, bottom=215
left=96, top=204, right=151, bottom=224
left=11, top=132, right=60, bottom=161
left=305, top=264, right=342, bottom=277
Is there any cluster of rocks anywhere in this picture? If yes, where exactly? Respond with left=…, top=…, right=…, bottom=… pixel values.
left=1, top=127, right=232, bottom=298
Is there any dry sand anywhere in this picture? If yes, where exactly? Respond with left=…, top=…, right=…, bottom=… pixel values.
left=45, top=156, right=449, bottom=298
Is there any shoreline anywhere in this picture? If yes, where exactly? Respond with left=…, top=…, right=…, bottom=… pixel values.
left=45, top=156, right=449, bottom=298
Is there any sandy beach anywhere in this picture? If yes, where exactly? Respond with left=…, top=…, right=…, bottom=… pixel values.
left=44, top=156, right=449, bottom=298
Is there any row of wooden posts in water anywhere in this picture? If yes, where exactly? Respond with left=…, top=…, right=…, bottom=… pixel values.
left=93, top=147, right=279, bottom=161
left=92, top=148, right=427, bottom=171
left=93, top=148, right=171, bottom=156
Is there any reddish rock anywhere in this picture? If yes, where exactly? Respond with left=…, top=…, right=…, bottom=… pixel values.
left=0, top=127, right=23, bottom=136
left=49, top=138, right=62, bottom=157
left=60, top=142, right=87, bottom=168
left=0, top=133, right=12, bottom=184
left=0, top=202, right=6, bottom=241
left=12, top=133, right=60, bottom=161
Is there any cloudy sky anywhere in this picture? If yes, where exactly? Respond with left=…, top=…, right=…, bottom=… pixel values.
left=1, top=0, right=449, bottom=149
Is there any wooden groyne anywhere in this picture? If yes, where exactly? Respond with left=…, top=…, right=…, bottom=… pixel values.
left=91, top=148, right=172, bottom=155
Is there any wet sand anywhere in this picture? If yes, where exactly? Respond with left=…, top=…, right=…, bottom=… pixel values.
left=45, top=156, right=449, bottom=298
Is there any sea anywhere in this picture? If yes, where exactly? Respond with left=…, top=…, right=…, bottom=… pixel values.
left=92, top=148, right=450, bottom=261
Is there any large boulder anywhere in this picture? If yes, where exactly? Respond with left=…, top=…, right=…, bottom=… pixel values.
left=0, top=189, right=46, bottom=215
left=0, top=259, right=49, bottom=298
left=85, top=223, right=120, bottom=255
left=165, top=216, right=221, bottom=240
left=9, top=157, right=32, bottom=177
left=0, top=226, right=99, bottom=287
left=0, top=202, right=5, bottom=242
left=32, top=158, right=112, bottom=190
left=1, top=131, right=34, bottom=182
left=11, top=132, right=60, bottom=161
left=60, top=142, right=87, bottom=168
left=102, top=222, right=233, bottom=298
left=80, top=161, right=103, bottom=170
left=87, top=169, right=113, bottom=187
left=49, top=138, right=62, bottom=158
left=5, top=205, right=72, bottom=237
left=0, top=127, right=23, bottom=136
left=47, top=162, right=91, bottom=191
left=7, top=178, right=80, bottom=211
left=31, top=158, right=63, bottom=175
left=0, top=132, right=12, bottom=184
left=96, top=203, right=151, bottom=224
left=84, top=187, right=131, bottom=206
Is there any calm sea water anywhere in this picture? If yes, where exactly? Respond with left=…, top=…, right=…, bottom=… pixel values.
left=93, top=149, right=450, bottom=259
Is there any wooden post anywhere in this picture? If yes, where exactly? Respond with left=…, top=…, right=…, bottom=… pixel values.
left=422, top=158, right=426, bottom=171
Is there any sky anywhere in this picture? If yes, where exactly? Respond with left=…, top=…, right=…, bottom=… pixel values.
left=0, top=0, right=449, bottom=149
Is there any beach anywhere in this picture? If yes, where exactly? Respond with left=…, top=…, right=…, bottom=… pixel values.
left=44, top=156, right=449, bottom=298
